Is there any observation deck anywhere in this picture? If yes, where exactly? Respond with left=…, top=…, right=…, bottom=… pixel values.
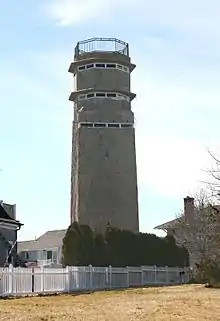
left=74, top=38, right=129, bottom=57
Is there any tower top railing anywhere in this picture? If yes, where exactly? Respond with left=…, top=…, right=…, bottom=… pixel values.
left=75, top=38, right=129, bottom=57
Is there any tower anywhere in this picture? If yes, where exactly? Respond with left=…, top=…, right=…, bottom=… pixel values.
left=69, top=38, right=139, bottom=232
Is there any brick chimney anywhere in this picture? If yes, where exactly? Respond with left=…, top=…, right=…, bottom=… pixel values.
left=184, top=196, right=194, bottom=222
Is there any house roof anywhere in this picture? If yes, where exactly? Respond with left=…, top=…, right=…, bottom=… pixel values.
left=154, top=205, right=220, bottom=231
left=0, top=203, right=22, bottom=226
left=0, top=204, right=13, bottom=220
left=154, top=218, right=180, bottom=230
left=17, top=229, right=66, bottom=252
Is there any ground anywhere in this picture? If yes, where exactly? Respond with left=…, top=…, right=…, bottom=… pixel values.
left=0, top=285, right=220, bottom=320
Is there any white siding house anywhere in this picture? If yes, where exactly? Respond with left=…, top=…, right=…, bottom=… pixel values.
left=17, top=229, right=66, bottom=267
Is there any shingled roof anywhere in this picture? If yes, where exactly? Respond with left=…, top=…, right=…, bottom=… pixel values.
left=0, top=204, right=12, bottom=220
left=0, top=203, right=22, bottom=226
left=154, top=217, right=181, bottom=230
left=154, top=205, right=220, bottom=231
left=17, top=229, right=67, bottom=252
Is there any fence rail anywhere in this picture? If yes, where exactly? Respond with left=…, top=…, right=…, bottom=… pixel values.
left=0, top=265, right=189, bottom=297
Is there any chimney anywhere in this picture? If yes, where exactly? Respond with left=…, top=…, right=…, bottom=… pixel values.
left=184, top=196, right=194, bottom=222
left=12, top=204, right=16, bottom=220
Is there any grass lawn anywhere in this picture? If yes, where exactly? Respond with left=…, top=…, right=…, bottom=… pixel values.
left=0, top=285, right=220, bottom=320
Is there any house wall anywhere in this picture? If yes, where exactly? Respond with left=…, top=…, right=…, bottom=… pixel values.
left=170, top=228, right=201, bottom=267
left=0, top=227, right=17, bottom=267
left=19, top=250, right=40, bottom=261
left=19, top=247, right=62, bottom=265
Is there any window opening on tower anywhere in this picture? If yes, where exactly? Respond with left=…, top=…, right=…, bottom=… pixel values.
left=107, top=93, right=116, bottom=98
left=95, top=63, right=105, bottom=68
left=87, top=93, right=95, bottom=98
left=106, top=63, right=116, bottom=68
left=108, top=123, right=120, bottom=128
left=78, top=65, right=86, bottom=71
left=94, top=123, right=106, bottom=128
left=77, top=62, right=129, bottom=73
left=121, top=123, right=133, bottom=128
left=78, top=122, right=134, bottom=129
left=78, top=91, right=130, bottom=102
left=80, top=123, right=94, bottom=128
left=95, top=93, right=106, bottom=97
left=86, top=64, right=94, bottom=69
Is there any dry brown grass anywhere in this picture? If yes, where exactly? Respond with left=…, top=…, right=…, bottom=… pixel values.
left=0, top=285, right=220, bottom=320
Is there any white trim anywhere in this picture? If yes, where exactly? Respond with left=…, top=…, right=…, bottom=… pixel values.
left=0, top=217, right=19, bottom=224
left=0, top=222, right=18, bottom=230
left=78, top=62, right=129, bottom=73
left=78, top=122, right=134, bottom=129
left=78, top=91, right=130, bottom=102
left=20, top=246, right=60, bottom=253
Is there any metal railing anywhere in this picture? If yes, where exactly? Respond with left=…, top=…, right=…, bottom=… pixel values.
left=75, top=38, right=129, bottom=56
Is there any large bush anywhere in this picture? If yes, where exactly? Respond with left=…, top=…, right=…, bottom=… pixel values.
left=62, top=223, right=189, bottom=267
left=194, top=259, right=220, bottom=287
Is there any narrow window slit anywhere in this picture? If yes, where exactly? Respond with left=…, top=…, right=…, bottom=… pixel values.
left=106, top=64, right=116, bottom=68
left=81, top=123, right=93, bottom=128
left=95, top=63, right=105, bottom=68
left=86, top=64, right=94, bottom=69
left=108, top=124, right=120, bottom=128
left=95, top=93, right=106, bottom=97
left=94, top=123, right=106, bottom=128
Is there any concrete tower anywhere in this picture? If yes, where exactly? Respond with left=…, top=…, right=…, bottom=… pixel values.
left=69, top=38, right=139, bottom=232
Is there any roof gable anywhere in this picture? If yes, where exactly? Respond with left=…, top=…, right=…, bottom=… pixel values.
left=17, top=229, right=67, bottom=252
left=155, top=204, right=220, bottom=231
left=0, top=204, right=22, bottom=227
left=0, top=204, right=13, bottom=220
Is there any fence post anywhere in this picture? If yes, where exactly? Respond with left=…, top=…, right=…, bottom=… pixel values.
left=105, top=267, right=108, bottom=289
left=154, top=265, right=157, bottom=284
left=109, top=265, right=112, bottom=289
left=65, top=266, right=70, bottom=292
left=165, top=266, right=169, bottom=284
left=126, top=266, right=129, bottom=288
left=89, top=265, right=93, bottom=291
left=32, top=268, right=35, bottom=293
left=8, top=264, right=13, bottom=295
left=76, top=266, right=80, bottom=290
left=184, top=267, right=188, bottom=284
left=40, top=266, right=44, bottom=293
left=141, top=266, right=144, bottom=286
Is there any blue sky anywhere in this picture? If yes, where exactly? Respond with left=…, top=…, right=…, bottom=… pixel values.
left=0, top=0, right=220, bottom=240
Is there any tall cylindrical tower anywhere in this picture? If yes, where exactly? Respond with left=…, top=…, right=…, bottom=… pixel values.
left=69, top=38, right=139, bottom=232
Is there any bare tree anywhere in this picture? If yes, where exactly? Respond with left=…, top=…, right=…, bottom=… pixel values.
left=202, top=149, right=220, bottom=200
left=174, top=191, right=220, bottom=266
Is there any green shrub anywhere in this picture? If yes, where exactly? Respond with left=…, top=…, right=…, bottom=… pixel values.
left=62, top=224, right=189, bottom=267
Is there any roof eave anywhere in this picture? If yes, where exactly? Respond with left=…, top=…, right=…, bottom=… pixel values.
left=154, top=217, right=184, bottom=231
left=0, top=217, right=23, bottom=227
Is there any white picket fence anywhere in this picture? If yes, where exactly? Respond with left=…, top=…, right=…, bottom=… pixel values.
left=0, top=265, right=189, bottom=297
